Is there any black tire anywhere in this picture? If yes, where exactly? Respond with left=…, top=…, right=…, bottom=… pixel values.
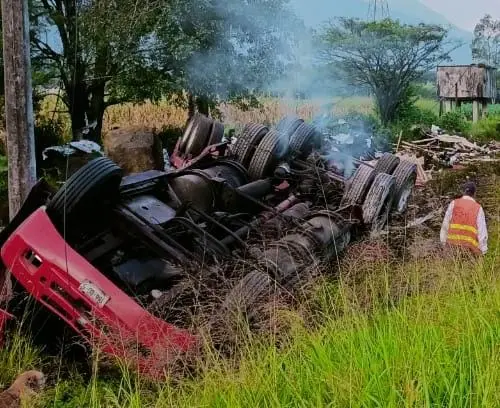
left=222, top=271, right=274, bottom=318
left=179, top=115, right=197, bottom=153
left=232, top=123, right=269, bottom=168
left=362, top=173, right=396, bottom=230
left=374, top=153, right=400, bottom=175
left=247, top=130, right=281, bottom=180
left=288, top=123, right=317, bottom=159
left=276, top=116, right=303, bottom=137
left=263, top=244, right=315, bottom=291
left=46, top=157, right=123, bottom=229
left=392, top=160, right=417, bottom=213
left=184, top=114, right=213, bottom=156
left=340, top=165, right=376, bottom=207
left=207, top=120, right=224, bottom=145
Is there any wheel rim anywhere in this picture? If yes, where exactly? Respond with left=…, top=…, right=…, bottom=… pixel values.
left=396, top=178, right=414, bottom=213
left=372, top=186, right=395, bottom=232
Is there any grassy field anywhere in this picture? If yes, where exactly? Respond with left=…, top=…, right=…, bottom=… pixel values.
left=38, top=95, right=500, bottom=146
left=0, top=168, right=496, bottom=407
left=41, top=95, right=436, bottom=136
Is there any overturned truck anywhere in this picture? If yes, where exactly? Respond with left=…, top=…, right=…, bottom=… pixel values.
left=0, top=114, right=417, bottom=378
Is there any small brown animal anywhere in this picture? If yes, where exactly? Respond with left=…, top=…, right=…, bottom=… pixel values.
left=0, top=371, right=45, bottom=408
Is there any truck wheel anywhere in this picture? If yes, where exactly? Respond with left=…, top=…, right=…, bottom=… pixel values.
left=184, top=114, right=213, bottom=156
left=374, top=153, right=400, bottom=175
left=362, top=173, right=396, bottom=230
left=179, top=115, right=197, bottom=153
left=288, top=123, right=317, bottom=159
left=247, top=130, right=281, bottom=180
left=232, top=123, right=269, bottom=168
left=276, top=115, right=304, bottom=137
left=392, top=160, right=417, bottom=213
left=340, top=165, right=375, bottom=207
left=207, top=120, right=224, bottom=146
left=46, top=157, right=123, bottom=230
left=222, top=271, right=274, bottom=319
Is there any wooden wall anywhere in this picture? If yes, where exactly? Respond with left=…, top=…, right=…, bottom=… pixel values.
left=437, top=65, right=497, bottom=100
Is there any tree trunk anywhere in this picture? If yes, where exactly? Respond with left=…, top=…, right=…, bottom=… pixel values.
left=187, top=93, right=196, bottom=119
left=67, top=81, right=89, bottom=141
left=374, top=91, right=398, bottom=126
left=87, top=82, right=106, bottom=142
left=66, top=81, right=107, bottom=143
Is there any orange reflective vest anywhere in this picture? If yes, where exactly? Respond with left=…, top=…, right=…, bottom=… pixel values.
left=446, top=198, right=482, bottom=254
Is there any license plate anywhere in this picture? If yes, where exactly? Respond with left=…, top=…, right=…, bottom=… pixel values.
left=79, top=280, right=110, bottom=308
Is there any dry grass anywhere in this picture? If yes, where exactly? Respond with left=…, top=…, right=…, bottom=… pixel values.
left=39, top=95, right=440, bottom=139
left=39, top=95, right=382, bottom=139
left=104, top=101, right=188, bottom=132
left=219, top=96, right=374, bottom=126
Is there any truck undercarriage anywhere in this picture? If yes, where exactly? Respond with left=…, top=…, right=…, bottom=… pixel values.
left=0, top=114, right=417, bottom=378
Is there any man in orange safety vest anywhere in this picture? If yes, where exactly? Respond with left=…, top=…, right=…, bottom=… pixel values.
left=440, top=182, right=488, bottom=255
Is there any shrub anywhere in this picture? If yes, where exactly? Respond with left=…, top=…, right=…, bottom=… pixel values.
left=389, top=104, right=439, bottom=142
left=436, top=111, right=471, bottom=134
left=470, top=115, right=500, bottom=142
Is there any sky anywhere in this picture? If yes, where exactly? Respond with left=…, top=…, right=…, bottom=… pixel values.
left=420, top=0, right=499, bottom=31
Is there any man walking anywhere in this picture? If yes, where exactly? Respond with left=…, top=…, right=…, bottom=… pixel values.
left=440, top=182, right=488, bottom=255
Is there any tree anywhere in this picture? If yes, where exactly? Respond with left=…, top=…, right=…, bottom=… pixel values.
left=155, top=0, right=302, bottom=117
left=31, top=0, right=182, bottom=141
left=472, top=14, right=500, bottom=67
left=320, top=18, right=457, bottom=125
left=31, top=0, right=299, bottom=141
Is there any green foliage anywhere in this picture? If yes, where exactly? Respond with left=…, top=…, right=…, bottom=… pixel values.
left=471, top=115, right=500, bottom=141
left=460, top=103, right=500, bottom=121
left=437, top=111, right=471, bottom=134
left=157, top=0, right=301, bottom=107
left=386, top=89, right=439, bottom=141
left=31, top=0, right=298, bottom=139
left=0, top=334, right=41, bottom=386
left=320, top=18, right=457, bottom=125
left=413, top=82, right=437, bottom=100
left=34, top=115, right=66, bottom=163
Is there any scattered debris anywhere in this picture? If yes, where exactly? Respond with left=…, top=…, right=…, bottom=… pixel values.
left=395, top=153, right=431, bottom=186
left=397, top=129, right=500, bottom=168
left=405, top=208, right=443, bottom=228
left=42, top=139, right=102, bottom=160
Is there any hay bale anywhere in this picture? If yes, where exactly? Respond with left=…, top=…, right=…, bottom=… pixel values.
left=103, top=126, right=164, bottom=174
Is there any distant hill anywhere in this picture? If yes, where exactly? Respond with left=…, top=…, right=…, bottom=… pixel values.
left=288, top=0, right=473, bottom=64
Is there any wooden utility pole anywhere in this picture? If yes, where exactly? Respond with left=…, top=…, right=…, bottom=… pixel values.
left=1, top=0, right=37, bottom=220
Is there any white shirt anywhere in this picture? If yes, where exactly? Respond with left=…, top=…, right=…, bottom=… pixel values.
left=440, top=195, right=488, bottom=254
